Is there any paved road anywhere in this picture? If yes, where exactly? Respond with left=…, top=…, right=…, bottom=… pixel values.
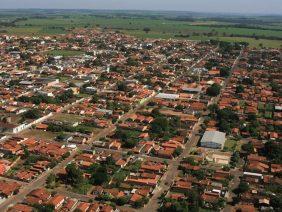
left=0, top=176, right=27, bottom=185
left=223, top=169, right=243, bottom=212
left=0, top=150, right=77, bottom=211
left=0, top=45, right=217, bottom=211
left=141, top=48, right=243, bottom=212
left=209, top=49, right=244, bottom=106
left=140, top=119, right=202, bottom=212
left=139, top=48, right=218, bottom=212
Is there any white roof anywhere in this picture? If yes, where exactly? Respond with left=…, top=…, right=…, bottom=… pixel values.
left=182, top=87, right=202, bottom=92
left=201, top=131, right=226, bottom=145
left=275, top=105, right=282, bottom=111
left=243, top=172, right=263, bottom=177
left=155, top=93, right=179, bottom=100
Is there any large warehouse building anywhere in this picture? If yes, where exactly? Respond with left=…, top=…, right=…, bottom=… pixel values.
left=200, top=131, right=226, bottom=149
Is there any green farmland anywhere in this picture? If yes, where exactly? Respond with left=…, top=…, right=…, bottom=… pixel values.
left=0, top=10, right=281, bottom=48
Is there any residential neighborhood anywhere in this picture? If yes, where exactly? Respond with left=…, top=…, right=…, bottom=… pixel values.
left=0, top=26, right=281, bottom=212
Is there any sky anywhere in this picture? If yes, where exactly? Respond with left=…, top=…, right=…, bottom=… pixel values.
left=0, top=0, right=282, bottom=15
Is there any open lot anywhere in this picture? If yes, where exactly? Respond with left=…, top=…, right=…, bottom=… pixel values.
left=47, top=50, right=85, bottom=57
left=19, top=129, right=59, bottom=141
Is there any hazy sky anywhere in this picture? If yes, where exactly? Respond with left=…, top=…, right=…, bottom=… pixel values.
left=0, top=0, right=282, bottom=14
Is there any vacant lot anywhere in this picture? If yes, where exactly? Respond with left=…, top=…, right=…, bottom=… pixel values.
left=20, top=129, right=59, bottom=141
left=47, top=50, right=85, bottom=57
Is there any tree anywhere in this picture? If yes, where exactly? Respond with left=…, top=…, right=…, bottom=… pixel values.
left=133, top=197, right=149, bottom=208
left=183, top=157, right=197, bottom=166
left=116, top=196, right=129, bottom=206
left=270, top=81, right=279, bottom=92
left=115, top=129, right=138, bottom=148
left=241, top=142, right=254, bottom=154
left=46, top=173, right=57, bottom=188
left=117, top=82, right=127, bottom=91
left=208, top=104, right=219, bottom=114
left=187, top=189, right=200, bottom=211
left=22, top=109, right=41, bottom=119
left=33, top=204, right=55, bottom=212
left=259, top=43, right=263, bottom=48
left=65, top=163, right=84, bottom=186
left=151, top=108, right=162, bottom=118
left=143, top=27, right=151, bottom=34
left=270, top=195, right=282, bottom=210
left=9, top=80, right=20, bottom=87
left=234, top=182, right=249, bottom=194
left=126, top=57, right=138, bottom=66
left=215, top=197, right=226, bottom=210
left=206, top=83, right=221, bottom=96
left=242, top=77, right=254, bottom=85
left=90, top=165, right=109, bottom=185
left=193, top=169, right=206, bottom=180
left=216, top=108, right=239, bottom=134
left=90, top=94, right=99, bottom=103
left=265, top=141, right=282, bottom=163
left=220, top=67, right=230, bottom=77
left=236, top=84, right=244, bottom=93
left=23, top=147, right=30, bottom=159
left=230, top=151, right=240, bottom=167
left=151, top=117, right=169, bottom=135
left=56, top=89, right=74, bottom=103
left=173, top=147, right=183, bottom=157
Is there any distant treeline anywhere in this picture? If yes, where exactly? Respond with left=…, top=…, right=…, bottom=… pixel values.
left=192, top=24, right=282, bottom=32
left=228, top=34, right=282, bottom=41
left=165, top=17, right=195, bottom=22
left=0, top=17, right=27, bottom=27
left=206, top=17, right=282, bottom=25
left=175, top=32, right=282, bottom=41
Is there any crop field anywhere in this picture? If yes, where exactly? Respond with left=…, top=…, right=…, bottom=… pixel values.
left=0, top=10, right=281, bottom=48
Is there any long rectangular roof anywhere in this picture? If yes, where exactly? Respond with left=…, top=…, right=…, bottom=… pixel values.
left=155, top=93, right=179, bottom=100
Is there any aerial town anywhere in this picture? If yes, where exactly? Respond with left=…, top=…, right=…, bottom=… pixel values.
left=0, top=27, right=281, bottom=212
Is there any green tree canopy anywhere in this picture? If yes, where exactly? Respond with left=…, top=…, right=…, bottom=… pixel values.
left=207, top=83, right=221, bottom=96
left=65, top=163, right=84, bottom=186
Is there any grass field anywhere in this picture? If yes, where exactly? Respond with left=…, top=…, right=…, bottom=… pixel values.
left=52, top=113, right=85, bottom=123
left=0, top=10, right=281, bottom=48
left=47, top=50, right=85, bottom=57
left=19, top=129, right=59, bottom=141
left=224, top=139, right=238, bottom=152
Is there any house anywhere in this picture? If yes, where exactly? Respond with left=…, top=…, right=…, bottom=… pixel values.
left=8, top=204, right=33, bottom=212
left=201, top=191, right=220, bottom=205
left=48, top=194, right=65, bottom=210
left=271, top=164, right=282, bottom=173
left=15, top=170, right=37, bottom=182
left=99, top=204, right=113, bottom=212
left=76, top=202, right=90, bottom=212
left=35, top=123, right=48, bottom=131
left=109, top=140, right=122, bottom=150
left=0, top=163, right=8, bottom=175
left=130, top=193, right=143, bottom=205
left=200, top=131, right=226, bottom=149
left=172, top=179, right=192, bottom=192
left=87, top=203, right=100, bottom=212
left=0, top=181, right=21, bottom=197
left=157, top=148, right=174, bottom=159
left=125, top=176, right=159, bottom=187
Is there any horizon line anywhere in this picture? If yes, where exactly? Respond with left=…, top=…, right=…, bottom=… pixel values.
left=0, top=8, right=282, bottom=16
